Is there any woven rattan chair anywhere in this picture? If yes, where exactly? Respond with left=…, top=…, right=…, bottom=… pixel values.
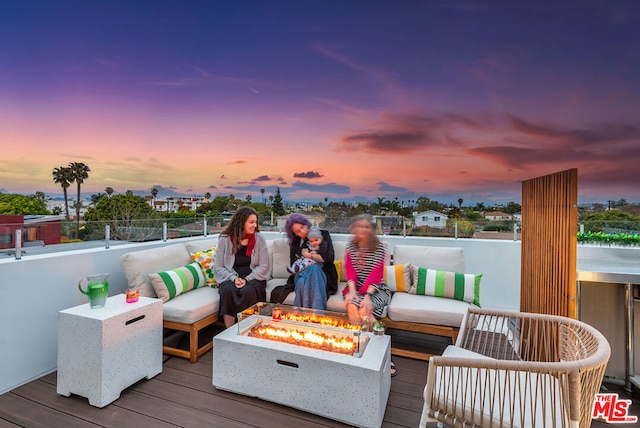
left=419, top=307, right=611, bottom=428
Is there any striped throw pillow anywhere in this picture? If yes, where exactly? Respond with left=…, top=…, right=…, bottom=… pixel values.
left=410, top=265, right=481, bottom=307
left=384, top=264, right=411, bottom=292
left=148, top=262, right=206, bottom=302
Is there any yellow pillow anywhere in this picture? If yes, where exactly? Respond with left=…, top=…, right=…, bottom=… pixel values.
left=334, top=259, right=342, bottom=283
left=190, top=246, right=217, bottom=286
left=384, top=263, right=411, bottom=292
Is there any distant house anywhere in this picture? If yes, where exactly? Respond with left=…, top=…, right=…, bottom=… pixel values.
left=0, top=215, right=62, bottom=249
left=413, top=210, right=448, bottom=229
left=483, top=211, right=512, bottom=221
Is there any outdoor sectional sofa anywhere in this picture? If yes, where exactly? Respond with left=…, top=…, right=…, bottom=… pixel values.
left=119, top=235, right=482, bottom=362
left=120, top=237, right=220, bottom=363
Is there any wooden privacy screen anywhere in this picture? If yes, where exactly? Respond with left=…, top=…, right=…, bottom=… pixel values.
left=521, top=169, right=578, bottom=318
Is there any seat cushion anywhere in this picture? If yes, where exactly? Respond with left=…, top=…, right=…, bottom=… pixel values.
left=162, top=286, right=220, bottom=324
left=387, top=292, right=473, bottom=327
left=441, top=345, right=494, bottom=360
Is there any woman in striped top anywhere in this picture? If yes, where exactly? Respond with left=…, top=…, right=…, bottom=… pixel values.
left=342, top=215, right=392, bottom=329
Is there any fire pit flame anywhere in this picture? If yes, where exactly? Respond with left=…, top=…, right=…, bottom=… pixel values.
left=248, top=324, right=357, bottom=355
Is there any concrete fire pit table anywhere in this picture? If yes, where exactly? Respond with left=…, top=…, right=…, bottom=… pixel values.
left=212, top=304, right=391, bottom=428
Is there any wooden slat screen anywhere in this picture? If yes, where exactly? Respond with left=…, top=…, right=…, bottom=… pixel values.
left=520, top=169, right=578, bottom=318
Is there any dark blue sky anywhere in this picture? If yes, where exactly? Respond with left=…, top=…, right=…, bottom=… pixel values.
left=1, top=0, right=639, bottom=204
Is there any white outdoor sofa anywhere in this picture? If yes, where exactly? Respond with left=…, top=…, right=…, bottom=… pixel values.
left=119, top=235, right=481, bottom=362
left=419, top=307, right=611, bottom=428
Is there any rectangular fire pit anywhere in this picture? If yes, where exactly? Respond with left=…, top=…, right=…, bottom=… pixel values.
left=212, top=303, right=391, bottom=428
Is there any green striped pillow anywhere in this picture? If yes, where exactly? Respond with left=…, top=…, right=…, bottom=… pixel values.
left=410, top=265, right=481, bottom=307
left=148, top=262, right=206, bottom=302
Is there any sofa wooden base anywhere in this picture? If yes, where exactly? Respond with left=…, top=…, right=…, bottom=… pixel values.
left=163, top=312, right=218, bottom=363
left=382, top=318, right=459, bottom=361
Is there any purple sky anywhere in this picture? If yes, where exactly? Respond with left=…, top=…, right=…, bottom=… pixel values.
left=1, top=0, right=639, bottom=205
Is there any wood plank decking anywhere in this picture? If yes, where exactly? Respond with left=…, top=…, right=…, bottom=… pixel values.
left=1, top=325, right=637, bottom=427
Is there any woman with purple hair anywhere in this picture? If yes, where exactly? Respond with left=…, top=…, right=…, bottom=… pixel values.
left=270, top=213, right=338, bottom=309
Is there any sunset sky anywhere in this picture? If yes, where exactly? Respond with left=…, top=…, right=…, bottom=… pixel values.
left=1, top=0, right=639, bottom=205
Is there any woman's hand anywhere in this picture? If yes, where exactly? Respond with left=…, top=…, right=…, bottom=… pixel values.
left=234, top=277, right=247, bottom=288
left=344, top=291, right=357, bottom=305
left=301, top=248, right=311, bottom=258
left=360, top=294, right=373, bottom=311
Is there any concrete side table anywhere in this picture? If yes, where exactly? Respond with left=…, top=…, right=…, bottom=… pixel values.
left=57, top=294, right=162, bottom=407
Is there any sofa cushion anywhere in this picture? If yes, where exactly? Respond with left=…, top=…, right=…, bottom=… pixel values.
left=384, top=263, right=411, bottom=292
left=162, top=286, right=220, bottom=324
left=332, top=241, right=347, bottom=280
left=120, top=244, right=192, bottom=298
left=331, top=260, right=341, bottom=284
left=441, top=345, right=494, bottom=360
left=387, top=292, right=472, bottom=327
left=271, top=238, right=291, bottom=279
left=393, top=245, right=465, bottom=273
left=190, top=246, right=217, bottom=285
left=184, top=237, right=219, bottom=254
left=410, top=266, right=481, bottom=307
left=148, top=262, right=206, bottom=303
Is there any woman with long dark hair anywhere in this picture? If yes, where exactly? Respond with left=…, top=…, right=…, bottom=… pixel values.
left=214, top=206, right=270, bottom=327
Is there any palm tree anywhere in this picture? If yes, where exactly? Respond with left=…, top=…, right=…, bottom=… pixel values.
left=69, top=162, right=91, bottom=237
left=458, top=198, right=463, bottom=209
left=151, top=188, right=158, bottom=209
left=105, top=186, right=114, bottom=197
left=90, top=193, right=106, bottom=207
left=52, top=166, right=73, bottom=221
left=204, top=192, right=211, bottom=201
left=260, top=188, right=265, bottom=207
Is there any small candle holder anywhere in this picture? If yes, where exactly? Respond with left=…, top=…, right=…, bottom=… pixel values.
left=126, top=289, right=139, bottom=303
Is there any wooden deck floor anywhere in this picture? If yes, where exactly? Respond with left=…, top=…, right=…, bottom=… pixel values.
left=1, top=326, right=638, bottom=427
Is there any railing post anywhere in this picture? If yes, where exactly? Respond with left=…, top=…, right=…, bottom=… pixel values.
left=162, top=223, right=168, bottom=242
left=579, top=223, right=584, bottom=234
left=14, top=229, right=22, bottom=260
left=513, top=223, right=518, bottom=241
left=105, top=225, right=110, bottom=249
left=454, top=221, right=458, bottom=239
left=402, top=219, right=406, bottom=237
left=203, top=219, right=208, bottom=237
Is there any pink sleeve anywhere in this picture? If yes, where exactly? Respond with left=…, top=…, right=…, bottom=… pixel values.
left=344, top=251, right=357, bottom=282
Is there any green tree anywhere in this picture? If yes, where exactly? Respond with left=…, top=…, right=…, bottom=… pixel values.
left=52, top=166, right=73, bottom=220
left=30, top=191, right=49, bottom=207
left=84, top=193, right=155, bottom=241
left=105, top=186, right=114, bottom=197
left=260, top=188, right=265, bottom=207
left=69, top=162, right=91, bottom=237
left=0, top=193, right=50, bottom=215
left=271, top=187, right=285, bottom=216
left=90, top=193, right=107, bottom=207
